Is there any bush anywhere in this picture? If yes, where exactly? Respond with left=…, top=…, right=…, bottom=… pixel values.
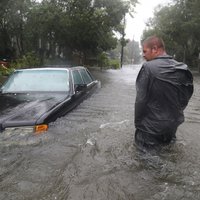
left=109, top=59, right=120, bottom=69
left=0, top=52, right=40, bottom=77
left=0, top=65, right=14, bottom=76
left=9, top=52, right=40, bottom=69
left=97, top=52, right=120, bottom=69
left=97, top=52, right=109, bottom=69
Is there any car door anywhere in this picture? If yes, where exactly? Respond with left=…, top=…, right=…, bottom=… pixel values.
left=79, top=68, right=94, bottom=89
left=72, top=69, right=86, bottom=97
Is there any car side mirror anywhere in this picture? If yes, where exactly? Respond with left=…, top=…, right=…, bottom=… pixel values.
left=75, top=84, right=87, bottom=92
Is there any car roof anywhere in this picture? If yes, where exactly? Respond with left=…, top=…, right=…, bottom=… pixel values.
left=70, top=66, right=87, bottom=70
left=41, top=65, right=86, bottom=70
left=14, top=66, right=87, bottom=72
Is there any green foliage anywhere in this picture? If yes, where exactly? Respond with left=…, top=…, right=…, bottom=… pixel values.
left=0, top=51, right=39, bottom=78
left=97, top=52, right=120, bottom=69
left=0, top=0, right=138, bottom=66
left=109, top=59, right=120, bottom=69
left=0, top=66, right=14, bottom=76
left=9, top=52, right=40, bottom=69
left=97, top=52, right=109, bottom=69
left=143, top=0, right=200, bottom=69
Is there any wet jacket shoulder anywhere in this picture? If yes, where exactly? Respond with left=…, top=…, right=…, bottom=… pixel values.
left=135, top=55, right=193, bottom=135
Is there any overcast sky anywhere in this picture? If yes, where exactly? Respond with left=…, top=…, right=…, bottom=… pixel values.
left=125, top=0, right=171, bottom=41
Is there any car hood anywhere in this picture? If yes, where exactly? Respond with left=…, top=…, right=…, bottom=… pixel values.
left=0, top=92, right=69, bottom=127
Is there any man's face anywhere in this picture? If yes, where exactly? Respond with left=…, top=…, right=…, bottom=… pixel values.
left=142, top=44, right=157, bottom=61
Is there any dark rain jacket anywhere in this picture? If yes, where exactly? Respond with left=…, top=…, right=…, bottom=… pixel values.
left=135, top=55, right=193, bottom=135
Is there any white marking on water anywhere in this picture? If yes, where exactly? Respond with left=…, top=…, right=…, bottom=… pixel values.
left=99, top=120, right=129, bottom=129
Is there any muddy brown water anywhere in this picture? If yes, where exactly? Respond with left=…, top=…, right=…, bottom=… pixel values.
left=0, top=65, right=200, bottom=200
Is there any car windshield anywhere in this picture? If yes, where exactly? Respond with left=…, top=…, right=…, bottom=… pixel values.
left=1, top=69, right=70, bottom=93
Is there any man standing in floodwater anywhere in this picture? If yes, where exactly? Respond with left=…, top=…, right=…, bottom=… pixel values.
left=134, top=36, right=193, bottom=150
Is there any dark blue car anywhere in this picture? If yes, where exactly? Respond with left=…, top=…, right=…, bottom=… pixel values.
left=0, top=66, right=99, bottom=134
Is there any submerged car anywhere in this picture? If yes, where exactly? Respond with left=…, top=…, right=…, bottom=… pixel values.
left=0, top=66, right=98, bottom=134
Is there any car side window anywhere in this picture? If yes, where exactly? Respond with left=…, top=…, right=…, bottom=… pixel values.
left=79, top=69, right=93, bottom=84
left=72, top=70, right=84, bottom=85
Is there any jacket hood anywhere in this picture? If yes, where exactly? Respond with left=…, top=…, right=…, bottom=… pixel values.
left=155, top=55, right=188, bottom=70
left=147, top=55, right=193, bottom=86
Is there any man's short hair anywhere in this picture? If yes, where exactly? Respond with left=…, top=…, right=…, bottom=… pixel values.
left=142, top=36, right=165, bottom=50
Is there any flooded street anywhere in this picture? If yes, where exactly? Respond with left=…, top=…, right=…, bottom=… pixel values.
left=0, top=65, right=200, bottom=200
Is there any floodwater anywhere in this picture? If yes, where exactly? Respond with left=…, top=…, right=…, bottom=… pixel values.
left=0, top=65, right=200, bottom=200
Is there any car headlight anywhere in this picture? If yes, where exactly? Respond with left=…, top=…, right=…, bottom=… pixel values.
left=4, top=127, right=34, bottom=136
left=3, top=124, right=48, bottom=135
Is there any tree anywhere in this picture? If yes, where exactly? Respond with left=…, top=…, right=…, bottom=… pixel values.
left=109, top=38, right=141, bottom=65
left=0, top=0, right=39, bottom=60
left=117, top=0, right=138, bottom=68
left=142, top=0, right=200, bottom=69
left=0, top=0, right=138, bottom=66
left=125, top=39, right=141, bottom=64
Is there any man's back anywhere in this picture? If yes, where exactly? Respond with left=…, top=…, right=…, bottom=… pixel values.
left=135, top=35, right=194, bottom=148
left=135, top=55, right=193, bottom=135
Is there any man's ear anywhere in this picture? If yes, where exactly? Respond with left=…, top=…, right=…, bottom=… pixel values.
left=152, top=45, right=158, bottom=50
left=152, top=45, right=158, bottom=52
